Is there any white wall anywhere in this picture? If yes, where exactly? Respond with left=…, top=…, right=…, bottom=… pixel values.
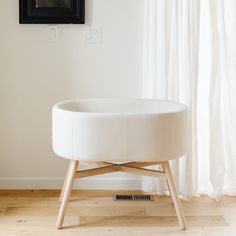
left=0, top=0, right=144, bottom=189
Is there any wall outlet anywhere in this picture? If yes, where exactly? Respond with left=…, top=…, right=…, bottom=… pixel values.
left=48, top=25, right=58, bottom=41
left=83, top=25, right=101, bottom=43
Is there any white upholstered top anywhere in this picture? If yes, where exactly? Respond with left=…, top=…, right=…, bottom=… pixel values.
left=52, top=99, right=187, bottom=162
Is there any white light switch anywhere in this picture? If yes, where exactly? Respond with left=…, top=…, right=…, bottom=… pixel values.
left=48, top=26, right=58, bottom=41
left=83, top=25, right=101, bottom=43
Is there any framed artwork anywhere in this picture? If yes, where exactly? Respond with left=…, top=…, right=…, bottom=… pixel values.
left=19, top=0, right=85, bottom=24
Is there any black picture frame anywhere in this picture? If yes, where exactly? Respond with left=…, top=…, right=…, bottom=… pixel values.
left=19, top=0, right=85, bottom=24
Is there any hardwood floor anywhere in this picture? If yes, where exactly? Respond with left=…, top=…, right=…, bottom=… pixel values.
left=0, top=190, right=236, bottom=236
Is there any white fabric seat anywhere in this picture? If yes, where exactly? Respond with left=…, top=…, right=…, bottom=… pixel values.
left=52, top=98, right=187, bottom=162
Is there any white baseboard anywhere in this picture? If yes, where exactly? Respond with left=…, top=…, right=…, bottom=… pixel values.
left=0, top=177, right=142, bottom=190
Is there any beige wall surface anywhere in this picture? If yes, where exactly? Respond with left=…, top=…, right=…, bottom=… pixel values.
left=0, top=0, right=144, bottom=189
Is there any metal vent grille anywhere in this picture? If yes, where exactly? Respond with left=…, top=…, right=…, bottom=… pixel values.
left=113, top=194, right=154, bottom=201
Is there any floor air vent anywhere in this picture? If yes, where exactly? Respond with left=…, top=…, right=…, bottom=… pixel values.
left=113, top=194, right=154, bottom=201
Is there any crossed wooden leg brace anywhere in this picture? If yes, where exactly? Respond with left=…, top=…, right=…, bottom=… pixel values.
left=56, top=161, right=187, bottom=230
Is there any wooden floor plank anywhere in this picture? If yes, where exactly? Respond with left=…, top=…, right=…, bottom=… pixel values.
left=0, top=190, right=235, bottom=236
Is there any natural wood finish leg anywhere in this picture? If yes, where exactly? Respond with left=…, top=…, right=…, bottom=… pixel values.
left=79, top=161, right=113, bottom=167
left=74, top=162, right=164, bottom=179
left=56, top=160, right=186, bottom=230
left=56, top=160, right=78, bottom=229
left=76, top=164, right=120, bottom=178
left=59, top=161, right=72, bottom=202
left=162, top=161, right=187, bottom=230
left=121, top=166, right=164, bottom=178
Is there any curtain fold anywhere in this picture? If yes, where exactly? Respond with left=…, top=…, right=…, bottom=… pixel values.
left=208, top=0, right=226, bottom=199
left=218, top=0, right=236, bottom=195
left=142, top=0, right=200, bottom=198
left=142, top=0, right=236, bottom=198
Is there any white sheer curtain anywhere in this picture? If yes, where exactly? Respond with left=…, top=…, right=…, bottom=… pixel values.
left=142, top=0, right=236, bottom=199
left=207, top=0, right=236, bottom=197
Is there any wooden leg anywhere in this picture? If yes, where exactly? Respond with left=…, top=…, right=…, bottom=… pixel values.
left=59, top=161, right=72, bottom=202
left=162, top=161, right=187, bottom=230
left=56, top=160, right=78, bottom=229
